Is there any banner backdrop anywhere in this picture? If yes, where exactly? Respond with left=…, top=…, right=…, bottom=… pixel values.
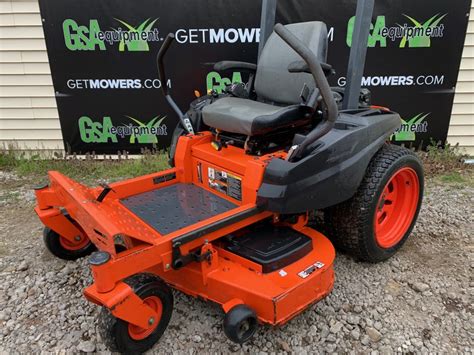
left=38, top=0, right=471, bottom=154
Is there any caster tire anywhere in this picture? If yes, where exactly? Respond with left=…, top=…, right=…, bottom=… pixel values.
left=326, top=144, right=424, bottom=263
left=98, top=273, right=173, bottom=354
left=43, top=226, right=95, bottom=261
left=223, top=304, right=258, bottom=344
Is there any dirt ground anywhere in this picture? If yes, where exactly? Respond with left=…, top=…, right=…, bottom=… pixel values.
left=0, top=170, right=472, bottom=354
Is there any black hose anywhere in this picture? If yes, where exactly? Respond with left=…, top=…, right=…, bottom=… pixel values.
left=274, top=23, right=338, bottom=161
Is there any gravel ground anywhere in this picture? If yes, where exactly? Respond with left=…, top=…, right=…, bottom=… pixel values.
left=0, top=171, right=473, bottom=354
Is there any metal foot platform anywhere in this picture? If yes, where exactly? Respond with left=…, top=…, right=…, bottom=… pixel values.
left=121, top=183, right=237, bottom=235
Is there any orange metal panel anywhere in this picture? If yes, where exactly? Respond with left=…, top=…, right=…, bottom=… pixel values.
left=190, top=141, right=285, bottom=205
left=35, top=188, right=60, bottom=210
left=215, top=246, right=263, bottom=274
left=109, top=168, right=178, bottom=199
left=34, top=206, right=84, bottom=242
left=148, top=226, right=335, bottom=325
left=84, top=282, right=157, bottom=329
left=174, top=132, right=213, bottom=182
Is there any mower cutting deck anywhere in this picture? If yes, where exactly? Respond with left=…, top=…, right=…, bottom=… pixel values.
left=35, top=132, right=336, bottom=350
left=34, top=0, right=424, bottom=352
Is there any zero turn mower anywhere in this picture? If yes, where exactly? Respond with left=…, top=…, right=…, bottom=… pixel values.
left=35, top=0, right=423, bottom=352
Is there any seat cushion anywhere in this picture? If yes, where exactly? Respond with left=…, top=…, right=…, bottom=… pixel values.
left=202, top=97, right=311, bottom=136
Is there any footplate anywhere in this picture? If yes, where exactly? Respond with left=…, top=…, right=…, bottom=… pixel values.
left=120, top=184, right=238, bottom=235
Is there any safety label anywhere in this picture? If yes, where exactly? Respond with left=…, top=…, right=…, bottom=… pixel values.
left=298, top=262, right=325, bottom=279
left=208, top=167, right=242, bottom=201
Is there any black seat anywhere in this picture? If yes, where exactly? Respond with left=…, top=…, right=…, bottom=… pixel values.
left=202, top=21, right=328, bottom=136
left=201, top=97, right=313, bottom=136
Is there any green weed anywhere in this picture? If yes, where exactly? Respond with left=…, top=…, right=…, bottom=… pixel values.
left=440, top=172, right=466, bottom=184
left=418, top=140, right=470, bottom=176
left=0, top=148, right=170, bottom=183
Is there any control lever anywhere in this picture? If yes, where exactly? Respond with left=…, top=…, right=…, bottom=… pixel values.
left=157, top=33, right=195, bottom=135
left=274, top=24, right=338, bottom=162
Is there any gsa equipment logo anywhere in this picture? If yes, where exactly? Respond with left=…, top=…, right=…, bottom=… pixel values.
left=392, top=113, right=430, bottom=142
left=346, top=13, right=446, bottom=48
left=78, top=115, right=168, bottom=144
left=206, top=71, right=242, bottom=94
left=63, top=18, right=162, bottom=52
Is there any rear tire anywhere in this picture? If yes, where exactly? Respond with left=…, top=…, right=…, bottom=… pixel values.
left=43, top=227, right=95, bottom=261
left=325, top=144, right=424, bottom=263
left=98, top=273, right=173, bottom=354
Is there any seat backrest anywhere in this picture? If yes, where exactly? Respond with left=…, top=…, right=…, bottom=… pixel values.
left=254, top=21, right=328, bottom=105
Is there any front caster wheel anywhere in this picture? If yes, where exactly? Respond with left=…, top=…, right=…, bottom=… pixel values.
left=326, top=144, right=424, bottom=263
left=223, top=304, right=258, bottom=344
left=43, top=227, right=95, bottom=260
left=98, top=273, right=173, bottom=354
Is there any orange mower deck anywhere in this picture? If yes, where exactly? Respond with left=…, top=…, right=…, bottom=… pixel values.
left=35, top=132, right=335, bottom=330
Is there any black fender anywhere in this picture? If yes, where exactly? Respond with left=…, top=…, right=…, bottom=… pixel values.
left=257, top=110, right=401, bottom=213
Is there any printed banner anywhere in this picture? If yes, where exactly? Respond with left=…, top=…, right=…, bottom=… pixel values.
left=38, top=0, right=471, bottom=153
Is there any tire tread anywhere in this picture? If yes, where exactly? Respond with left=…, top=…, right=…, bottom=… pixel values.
left=326, top=144, right=423, bottom=262
left=97, top=273, right=173, bottom=354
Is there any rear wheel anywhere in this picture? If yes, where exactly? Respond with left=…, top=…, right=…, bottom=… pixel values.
left=325, top=144, right=423, bottom=262
left=43, top=227, right=95, bottom=260
left=98, top=273, right=173, bottom=354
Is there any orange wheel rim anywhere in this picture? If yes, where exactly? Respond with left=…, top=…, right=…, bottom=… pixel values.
left=128, top=296, right=163, bottom=340
left=374, top=167, right=420, bottom=249
left=59, top=234, right=89, bottom=251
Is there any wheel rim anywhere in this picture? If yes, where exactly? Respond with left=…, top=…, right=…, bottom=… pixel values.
left=58, top=234, right=89, bottom=251
left=374, top=167, right=420, bottom=249
left=128, top=296, right=163, bottom=341
left=237, top=320, right=251, bottom=340
left=237, top=317, right=257, bottom=342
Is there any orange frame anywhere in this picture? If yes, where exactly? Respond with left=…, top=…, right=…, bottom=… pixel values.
left=35, top=132, right=335, bottom=330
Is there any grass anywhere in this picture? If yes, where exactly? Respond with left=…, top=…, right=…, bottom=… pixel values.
left=0, top=140, right=472, bottom=185
left=0, top=149, right=170, bottom=183
left=413, top=140, right=473, bottom=187
left=435, top=171, right=474, bottom=188
left=417, top=140, right=471, bottom=177
left=439, top=171, right=467, bottom=184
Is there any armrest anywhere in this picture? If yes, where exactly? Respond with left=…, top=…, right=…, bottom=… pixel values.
left=288, top=60, right=334, bottom=75
left=214, top=61, right=257, bottom=72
